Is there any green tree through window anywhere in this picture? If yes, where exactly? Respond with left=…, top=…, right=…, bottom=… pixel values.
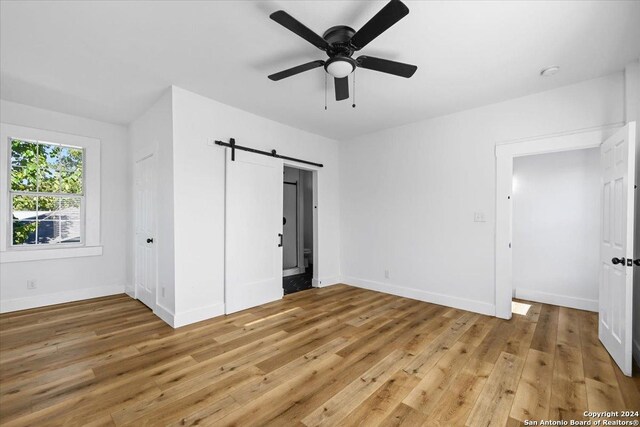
left=10, top=139, right=83, bottom=245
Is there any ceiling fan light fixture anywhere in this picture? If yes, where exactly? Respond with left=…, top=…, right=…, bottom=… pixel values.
left=325, top=57, right=355, bottom=78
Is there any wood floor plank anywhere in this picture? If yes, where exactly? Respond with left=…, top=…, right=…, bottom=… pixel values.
left=529, top=304, right=559, bottom=354
left=339, top=370, right=420, bottom=427
left=429, top=356, right=495, bottom=426
left=402, top=312, right=478, bottom=378
left=584, top=377, right=627, bottom=413
left=509, top=348, right=554, bottom=422
left=301, top=349, right=410, bottom=427
left=403, top=340, right=474, bottom=414
left=378, top=403, right=427, bottom=427
left=1, top=287, right=637, bottom=427
left=465, top=351, right=526, bottom=427
left=549, top=342, right=589, bottom=422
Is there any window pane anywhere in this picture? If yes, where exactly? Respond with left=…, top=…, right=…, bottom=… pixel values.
left=39, top=165, right=61, bottom=193
left=10, top=166, right=37, bottom=192
left=36, top=220, right=58, bottom=244
left=59, top=197, right=81, bottom=221
left=59, top=147, right=83, bottom=170
left=12, top=195, right=38, bottom=217
left=37, top=196, right=59, bottom=217
left=59, top=167, right=83, bottom=194
left=12, top=221, right=37, bottom=245
left=59, top=221, right=81, bottom=243
left=10, top=139, right=37, bottom=167
left=10, top=139, right=39, bottom=192
left=12, top=195, right=38, bottom=245
left=49, top=197, right=81, bottom=221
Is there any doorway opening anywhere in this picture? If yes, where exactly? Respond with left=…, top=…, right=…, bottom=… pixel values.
left=495, top=123, right=637, bottom=376
left=511, top=148, right=600, bottom=313
left=282, top=165, right=314, bottom=295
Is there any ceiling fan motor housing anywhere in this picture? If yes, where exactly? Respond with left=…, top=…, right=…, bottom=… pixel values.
left=322, top=25, right=356, bottom=57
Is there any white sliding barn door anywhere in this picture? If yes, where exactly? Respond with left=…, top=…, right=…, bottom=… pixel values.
left=225, top=149, right=284, bottom=314
left=599, top=122, right=636, bottom=376
left=134, top=154, right=156, bottom=310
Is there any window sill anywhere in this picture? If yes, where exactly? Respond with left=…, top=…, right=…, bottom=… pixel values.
left=0, top=246, right=103, bottom=263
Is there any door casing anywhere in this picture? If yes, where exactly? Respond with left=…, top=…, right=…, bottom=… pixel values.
left=495, top=124, right=624, bottom=319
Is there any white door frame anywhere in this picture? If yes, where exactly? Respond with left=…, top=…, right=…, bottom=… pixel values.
left=283, top=170, right=305, bottom=277
left=283, top=161, right=320, bottom=288
left=133, top=147, right=158, bottom=309
left=494, top=124, right=622, bottom=319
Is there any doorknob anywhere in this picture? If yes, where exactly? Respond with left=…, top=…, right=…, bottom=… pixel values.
left=278, top=233, right=283, bottom=247
left=635, top=259, right=640, bottom=266
left=611, top=257, right=625, bottom=265
left=147, top=238, right=154, bottom=244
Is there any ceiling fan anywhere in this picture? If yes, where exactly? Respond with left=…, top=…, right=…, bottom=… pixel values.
left=267, top=0, right=417, bottom=102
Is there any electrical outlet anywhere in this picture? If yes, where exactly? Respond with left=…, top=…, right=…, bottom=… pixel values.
left=384, top=269, right=390, bottom=279
left=473, top=211, right=486, bottom=222
left=27, top=280, right=37, bottom=290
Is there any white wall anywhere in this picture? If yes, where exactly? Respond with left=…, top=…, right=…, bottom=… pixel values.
left=0, top=100, right=130, bottom=310
left=512, top=148, right=600, bottom=311
left=128, top=89, right=175, bottom=315
left=340, top=73, right=624, bottom=316
left=169, top=86, right=341, bottom=326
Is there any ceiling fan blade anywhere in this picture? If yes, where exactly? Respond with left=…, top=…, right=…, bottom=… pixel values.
left=268, top=60, right=325, bottom=81
left=350, top=0, right=409, bottom=50
left=270, top=10, right=329, bottom=51
left=335, top=77, right=349, bottom=101
left=356, top=56, right=417, bottom=78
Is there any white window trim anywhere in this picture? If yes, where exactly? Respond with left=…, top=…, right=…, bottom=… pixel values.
left=0, top=123, right=101, bottom=263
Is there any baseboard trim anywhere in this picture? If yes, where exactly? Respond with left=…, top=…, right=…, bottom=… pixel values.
left=153, top=303, right=176, bottom=328
left=0, top=284, right=125, bottom=313
left=342, top=276, right=495, bottom=316
left=515, top=288, right=598, bottom=312
left=173, top=303, right=225, bottom=328
left=315, top=276, right=342, bottom=288
left=634, top=339, right=640, bottom=368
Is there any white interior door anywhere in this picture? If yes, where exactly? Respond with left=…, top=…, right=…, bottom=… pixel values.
left=225, top=149, right=283, bottom=314
left=599, top=122, right=636, bottom=376
left=135, top=154, right=156, bottom=310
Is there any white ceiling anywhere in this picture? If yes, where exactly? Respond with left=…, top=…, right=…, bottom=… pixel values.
left=1, top=1, right=639, bottom=140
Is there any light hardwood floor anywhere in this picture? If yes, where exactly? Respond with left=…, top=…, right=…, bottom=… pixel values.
left=1, top=285, right=638, bottom=426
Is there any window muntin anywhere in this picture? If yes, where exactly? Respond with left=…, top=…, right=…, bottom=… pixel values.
left=9, top=138, right=84, bottom=247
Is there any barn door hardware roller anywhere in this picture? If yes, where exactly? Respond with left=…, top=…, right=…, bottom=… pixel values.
left=214, top=138, right=323, bottom=168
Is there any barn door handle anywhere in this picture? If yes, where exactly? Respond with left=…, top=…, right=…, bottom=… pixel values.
left=611, top=257, right=625, bottom=265
left=278, top=233, right=283, bottom=247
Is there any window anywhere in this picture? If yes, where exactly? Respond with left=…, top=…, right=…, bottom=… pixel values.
left=10, top=139, right=84, bottom=246
left=1, top=123, right=101, bottom=263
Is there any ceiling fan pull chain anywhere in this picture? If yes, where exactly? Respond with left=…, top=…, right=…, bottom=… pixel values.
left=352, top=70, right=356, bottom=108
left=324, top=73, right=328, bottom=110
